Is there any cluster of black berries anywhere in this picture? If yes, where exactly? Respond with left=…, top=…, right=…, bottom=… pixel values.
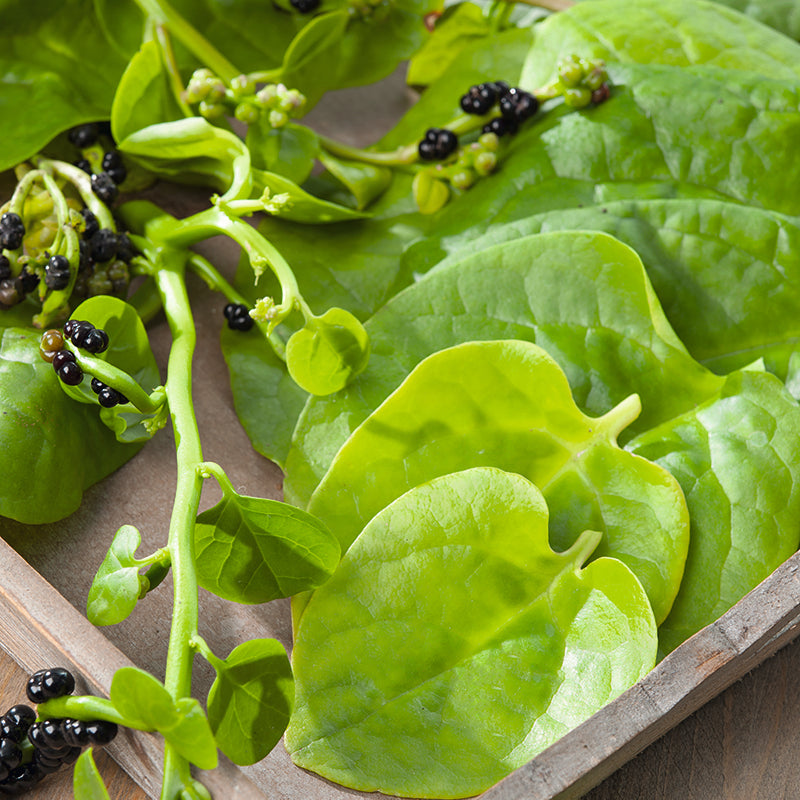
left=40, top=320, right=119, bottom=398
left=68, top=123, right=126, bottom=205
left=289, top=0, right=320, bottom=11
left=417, top=128, right=459, bottom=162
left=74, top=210, right=134, bottom=301
left=223, top=302, right=254, bottom=331
left=0, top=668, right=118, bottom=795
left=0, top=215, right=39, bottom=309
left=459, top=81, right=540, bottom=138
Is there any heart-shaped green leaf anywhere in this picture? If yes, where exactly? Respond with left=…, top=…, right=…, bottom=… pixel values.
left=207, top=638, right=294, bottom=765
left=286, top=307, right=370, bottom=396
left=287, top=467, right=657, bottom=797
left=305, top=339, right=690, bottom=624
left=110, top=667, right=178, bottom=732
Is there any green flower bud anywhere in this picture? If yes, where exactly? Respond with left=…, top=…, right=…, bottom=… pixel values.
left=279, top=88, right=307, bottom=115
left=474, top=150, right=497, bottom=176
left=230, top=74, right=256, bottom=99
left=205, top=79, right=228, bottom=104
left=562, top=86, right=592, bottom=109
left=255, top=84, right=279, bottom=108
left=234, top=101, right=261, bottom=125
left=268, top=109, right=289, bottom=129
left=198, top=100, right=227, bottom=120
left=190, top=68, right=215, bottom=84
left=558, top=55, right=585, bottom=89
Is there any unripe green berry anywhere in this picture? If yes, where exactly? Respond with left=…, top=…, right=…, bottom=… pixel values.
left=562, top=86, right=592, bottom=108
left=558, top=56, right=585, bottom=88
left=478, top=132, right=500, bottom=152
left=474, top=150, right=497, bottom=176
left=450, top=169, right=476, bottom=191
left=235, top=102, right=261, bottom=125
left=584, top=62, right=608, bottom=91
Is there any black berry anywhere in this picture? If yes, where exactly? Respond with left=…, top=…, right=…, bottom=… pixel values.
left=91, top=172, right=118, bottom=204
left=115, top=232, right=135, bottom=263
left=0, top=739, right=21, bottom=771
left=18, top=266, right=39, bottom=295
left=80, top=208, right=99, bottom=240
left=0, top=255, right=11, bottom=281
left=81, top=327, right=109, bottom=354
left=97, top=386, right=121, bottom=408
left=84, top=720, right=118, bottom=747
left=44, top=255, right=71, bottom=291
left=482, top=115, right=518, bottom=137
left=74, top=158, right=93, bottom=175
left=223, top=303, right=254, bottom=331
left=101, top=150, right=127, bottom=185
left=459, top=82, right=498, bottom=115
left=26, top=668, right=75, bottom=704
left=70, top=320, right=96, bottom=348
left=417, top=127, right=458, bottom=161
left=0, top=213, right=25, bottom=251
left=67, top=123, right=98, bottom=149
left=61, top=719, right=91, bottom=748
left=290, top=0, right=320, bottom=11
left=51, top=350, right=76, bottom=372
left=90, top=228, right=118, bottom=263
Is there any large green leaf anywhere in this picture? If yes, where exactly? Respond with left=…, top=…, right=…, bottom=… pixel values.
left=628, top=368, right=800, bottom=654
left=424, top=198, right=800, bottom=379
left=521, top=0, right=800, bottom=88
left=0, top=328, right=139, bottom=523
left=0, top=0, right=132, bottom=172
left=305, top=340, right=690, bottom=625
left=287, top=467, right=657, bottom=798
left=284, top=230, right=723, bottom=509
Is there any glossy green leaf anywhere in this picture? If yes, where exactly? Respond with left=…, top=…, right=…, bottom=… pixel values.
left=119, top=117, right=252, bottom=197
left=60, top=296, right=163, bottom=443
left=207, top=638, right=294, bottom=765
left=427, top=198, right=800, bottom=379
left=0, top=0, right=131, bottom=172
left=287, top=467, right=657, bottom=797
left=286, top=307, right=370, bottom=396
left=705, top=0, right=800, bottom=39
left=110, top=667, right=178, bottom=732
left=73, top=749, right=111, bottom=800
left=628, top=369, right=800, bottom=654
left=306, top=340, right=690, bottom=624
left=194, top=485, right=340, bottom=604
left=521, top=0, right=800, bottom=88
left=111, top=40, right=186, bottom=145
left=246, top=122, right=320, bottom=185
left=87, top=525, right=145, bottom=627
left=0, top=328, right=139, bottom=523
left=406, top=2, right=493, bottom=87
left=284, top=231, right=723, bottom=510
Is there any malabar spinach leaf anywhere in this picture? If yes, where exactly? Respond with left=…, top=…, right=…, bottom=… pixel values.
left=628, top=368, right=800, bottom=654
left=0, top=328, right=139, bottom=523
left=246, top=121, right=320, bottom=186
left=194, top=482, right=340, bottom=604
left=521, top=0, right=800, bottom=87
left=284, top=230, right=723, bottom=509
left=207, top=638, right=294, bottom=766
left=287, top=467, right=657, bottom=798
left=429, top=198, right=800, bottom=379
left=305, top=340, right=690, bottom=625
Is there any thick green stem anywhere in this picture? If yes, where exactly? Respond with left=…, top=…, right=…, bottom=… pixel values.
left=154, top=256, right=206, bottom=800
left=132, top=0, right=241, bottom=82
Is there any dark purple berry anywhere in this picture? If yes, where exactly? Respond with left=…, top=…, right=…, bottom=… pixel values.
left=57, top=362, right=84, bottom=385
left=89, top=228, right=118, bottom=262
left=45, top=254, right=71, bottom=291
left=51, top=350, right=76, bottom=372
left=290, top=0, right=320, bottom=11
left=18, top=266, right=39, bottom=294
left=68, top=123, right=98, bottom=149
left=61, top=719, right=90, bottom=748
left=84, top=720, right=117, bottom=747
left=223, top=303, right=254, bottom=331
left=90, top=377, right=105, bottom=394
left=91, top=172, right=118, bottom=204
left=0, top=762, right=42, bottom=793
left=97, top=386, right=120, bottom=408
left=482, top=115, right=517, bottom=137
left=115, top=232, right=135, bottom=263
left=80, top=208, right=99, bottom=240
left=3, top=707, right=34, bottom=736
left=459, top=83, right=497, bottom=115
left=70, top=320, right=96, bottom=348
left=78, top=239, right=92, bottom=272
left=0, top=739, right=21, bottom=771
left=81, top=327, right=109, bottom=354
left=0, top=213, right=25, bottom=251
left=37, top=718, right=67, bottom=750
left=74, top=158, right=93, bottom=175
left=63, top=319, right=82, bottom=339
left=101, top=150, right=127, bottom=185
left=0, top=256, right=11, bottom=281
left=591, top=83, right=611, bottom=104
left=417, top=140, right=438, bottom=161
left=31, top=751, right=61, bottom=775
